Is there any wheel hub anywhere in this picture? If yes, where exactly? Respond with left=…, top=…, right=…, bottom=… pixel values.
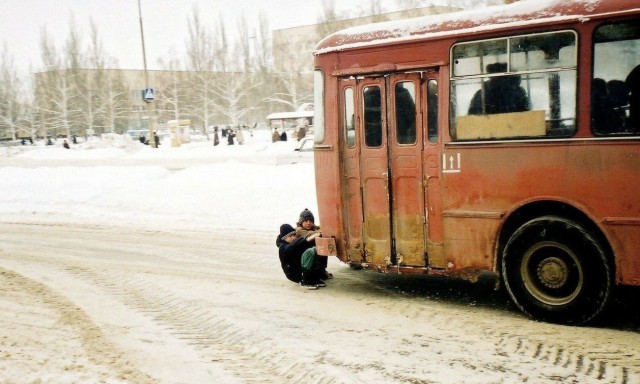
left=536, top=257, right=568, bottom=289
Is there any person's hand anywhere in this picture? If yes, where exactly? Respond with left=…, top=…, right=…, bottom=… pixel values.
left=307, top=232, right=322, bottom=241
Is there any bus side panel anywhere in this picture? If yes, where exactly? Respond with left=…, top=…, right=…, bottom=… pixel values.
left=314, top=68, right=349, bottom=263
left=315, top=148, right=345, bottom=257
left=442, top=216, right=500, bottom=272
left=441, top=143, right=640, bottom=284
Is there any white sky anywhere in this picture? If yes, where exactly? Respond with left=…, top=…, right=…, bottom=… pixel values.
left=1, top=0, right=390, bottom=73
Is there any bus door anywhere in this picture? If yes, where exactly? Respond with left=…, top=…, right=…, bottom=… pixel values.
left=387, top=73, right=427, bottom=266
left=340, top=73, right=439, bottom=268
left=339, top=78, right=365, bottom=263
left=423, top=72, right=446, bottom=268
left=358, top=77, right=392, bottom=266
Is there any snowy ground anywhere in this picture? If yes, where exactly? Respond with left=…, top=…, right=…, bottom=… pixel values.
left=1, top=131, right=639, bottom=384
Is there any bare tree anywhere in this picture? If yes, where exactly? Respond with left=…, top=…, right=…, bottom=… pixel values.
left=253, top=11, right=272, bottom=73
left=236, top=14, right=252, bottom=73
left=183, top=7, right=220, bottom=130
left=156, top=59, right=188, bottom=128
left=0, top=44, right=24, bottom=140
left=211, top=71, right=261, bottom=125
left=266, top=39, right=314, bottom=111
left=368, top=0, right=385, bottom=15
left=101, top=67, right=130, bottom=133
left=236, top=11, right=275, bottom=124
left=316, top=0, right=341, bottom=38
left=66, top=19, right=102, bottom=138
left=36, top=28, right=79, bottom=139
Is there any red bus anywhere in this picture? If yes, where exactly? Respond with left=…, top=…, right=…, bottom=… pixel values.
left=312, top=0, right=640, bottom=324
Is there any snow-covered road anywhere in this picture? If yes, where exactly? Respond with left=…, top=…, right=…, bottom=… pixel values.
left=1, top=221, right=639, bottom=384
left=1, top=133, right=639, bottom=383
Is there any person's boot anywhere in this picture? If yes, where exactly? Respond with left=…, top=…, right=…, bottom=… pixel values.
left=300, top=271, right=321, bottom=289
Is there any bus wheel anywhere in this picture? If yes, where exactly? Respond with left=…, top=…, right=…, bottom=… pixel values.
left=502, top=216, right=612, bottom=325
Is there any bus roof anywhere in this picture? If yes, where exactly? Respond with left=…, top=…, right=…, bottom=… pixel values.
left=315, top=0, right=638, bottom=55
left=266, top=110, right=314, bottom=120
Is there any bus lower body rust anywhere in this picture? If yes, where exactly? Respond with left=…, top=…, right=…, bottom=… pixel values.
left=316, top=237, right=495, bottom=283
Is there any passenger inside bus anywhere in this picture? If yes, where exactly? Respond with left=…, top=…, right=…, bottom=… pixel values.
left=468, top=62, right=531, bottom=115
left=592, top=65, right=640, bottom=135
left=592, top=78, right=621, bottom=133
left=395, top=82, right=416, bottom=144
left=626, top=64, right=640, bottom=133
left=363, top=86, right=383, bottom=147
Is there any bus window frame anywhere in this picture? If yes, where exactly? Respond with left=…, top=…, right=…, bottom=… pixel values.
left=314, top=69, right=325, bottom=144
left=449, top=29, right=579, bottom=141
left=393, top=79, right=418, bottom=146
left=362, top=84, right=384, bottom=148
left=427, top=78, right=439, bottom=144
left=591, top=19, right=640, bottom=136
left=343, top=86, right=356, bottom=148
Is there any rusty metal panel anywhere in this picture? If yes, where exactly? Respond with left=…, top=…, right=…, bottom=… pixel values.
left=315, top=237, right=338, bottom=257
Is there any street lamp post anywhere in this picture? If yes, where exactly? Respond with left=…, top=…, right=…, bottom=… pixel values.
left=137, top=0, right=157, bottom=148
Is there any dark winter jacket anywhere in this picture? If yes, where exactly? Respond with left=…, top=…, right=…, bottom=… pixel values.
left=277, top=237, right=315, bottom=283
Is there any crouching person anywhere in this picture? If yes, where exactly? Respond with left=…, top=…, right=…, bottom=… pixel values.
left=295, top=208, right=333, bottom=280
left=277, top=224, right=326, bottom=289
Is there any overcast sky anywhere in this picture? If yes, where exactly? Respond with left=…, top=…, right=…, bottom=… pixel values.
left=1, top=0, right=397, bottom=73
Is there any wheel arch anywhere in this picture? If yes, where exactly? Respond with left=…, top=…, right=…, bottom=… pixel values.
left=495, top=199, right=615, bottom=281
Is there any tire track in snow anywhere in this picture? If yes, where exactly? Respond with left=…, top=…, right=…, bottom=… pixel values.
left=352, top=272, right=640, bottom=384
left=61, top=265, right=363, bottom=384
left=0, top=267, right=156, bottom=384
left=2, top=221, right=639, bottom=383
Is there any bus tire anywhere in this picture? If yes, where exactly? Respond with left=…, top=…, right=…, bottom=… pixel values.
left=501, top=216, right=612, bottom=325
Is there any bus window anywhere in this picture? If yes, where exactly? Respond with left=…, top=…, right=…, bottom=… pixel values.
left=363, top=86, right=382, bottom=147
left=344, top=87, right=356, bottom=148
left=452, top=39, right=507, bottom=77
left=395, top=81, right=416, bottom=144
left=314, top=70, right=325, bottom=143
left=427, top=79, right=438, bottom=143
left=592, top=20, right=640, bottom=135
left=451, top=31, right=577, bottom=140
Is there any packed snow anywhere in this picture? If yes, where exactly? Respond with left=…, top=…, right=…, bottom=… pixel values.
left=1, top=129, right=639, bottom=384
left=0, top=130, right=317, bottom=234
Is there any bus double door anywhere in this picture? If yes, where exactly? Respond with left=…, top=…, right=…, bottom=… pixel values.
left=340, top=72, right=442, bottom=268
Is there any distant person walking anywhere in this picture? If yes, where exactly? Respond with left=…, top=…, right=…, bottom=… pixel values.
left=213, top=126, right=220, bottom=146
left=227, top=129, right=236, bottom=145
left=272, top=127, right=280, bottom=143
left=63, top=140, right=70, bottom=149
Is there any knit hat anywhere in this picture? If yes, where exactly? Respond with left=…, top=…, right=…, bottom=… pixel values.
left=279, top=224, right=295, bottom=239
left=298, top=208, right=314, bottom=224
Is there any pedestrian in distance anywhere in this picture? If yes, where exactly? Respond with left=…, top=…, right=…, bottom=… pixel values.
left=227, top=129, right=236, bottom=145
left=63, top=140, right=70, bottom=149
left=213, top=126, right=220, bottom=146
left=272, top=127, right=280, bottom=143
